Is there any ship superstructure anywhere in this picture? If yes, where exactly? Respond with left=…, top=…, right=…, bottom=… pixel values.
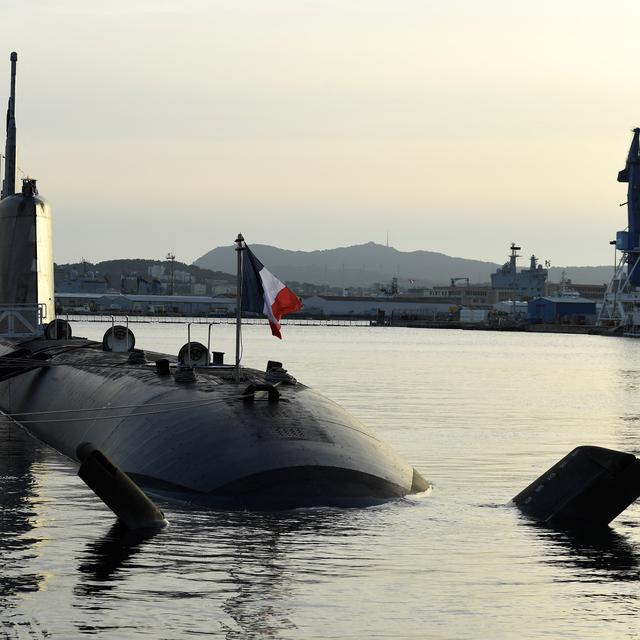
left=490, top=243, right=548, bottom=300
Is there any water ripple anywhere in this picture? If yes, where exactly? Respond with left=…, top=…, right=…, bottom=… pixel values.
left=1, top=326, right=640, bottom=638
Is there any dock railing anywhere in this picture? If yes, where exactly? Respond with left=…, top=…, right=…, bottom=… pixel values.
left=62, top=314, right=370, bottom=327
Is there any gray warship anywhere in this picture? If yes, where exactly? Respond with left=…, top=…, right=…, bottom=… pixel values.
left=0, top=53, right=427, bottom=509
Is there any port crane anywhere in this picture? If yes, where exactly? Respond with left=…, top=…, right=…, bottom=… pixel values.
left=599, top=128, right=640, bottom=334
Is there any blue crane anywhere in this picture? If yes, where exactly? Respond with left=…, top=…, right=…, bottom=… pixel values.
left=617, top=128, right=640, bottom=286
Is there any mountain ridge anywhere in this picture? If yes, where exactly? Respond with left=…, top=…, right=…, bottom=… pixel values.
left=193, top=242, right=613, bottom=288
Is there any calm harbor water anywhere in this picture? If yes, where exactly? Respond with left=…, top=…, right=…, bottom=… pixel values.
left=2, top=322, right=640, bottom=638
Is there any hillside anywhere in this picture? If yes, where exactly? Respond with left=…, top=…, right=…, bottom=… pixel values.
left=55, top=258, right=236, bottom=290
left=195, top=242, right=499, bottom=288
left=194, top=242, right=611, bottom=288
left=547, top=266, right=612, bottom=285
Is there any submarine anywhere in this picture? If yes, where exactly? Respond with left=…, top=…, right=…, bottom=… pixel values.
left=0, top=52, right=428, bottom=509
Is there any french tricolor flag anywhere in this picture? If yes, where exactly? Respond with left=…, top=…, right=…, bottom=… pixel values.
left=242, top=246, right=302, bottom=339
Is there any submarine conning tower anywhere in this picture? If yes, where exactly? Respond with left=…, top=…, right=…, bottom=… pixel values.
left=0, top=52, right=54, bottom=334
left=617, top=127, right=640, bottom=287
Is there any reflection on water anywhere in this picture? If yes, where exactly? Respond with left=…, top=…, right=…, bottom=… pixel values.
left=525, top=520, right=640, bottom=582
left=71, top=506, right=371, bottom=639
left=0, top=420, right=43, bottom=596
left=76, top=523, right=161, bottom=590
left=217, top=513, right=300, bottom=639
left=0, top=419, right=47, bottom=638
left=2, top=326, right=640, bottom=638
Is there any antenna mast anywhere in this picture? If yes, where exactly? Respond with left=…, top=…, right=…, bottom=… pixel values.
left=234, top=233, right=245, bottom=383
left=166, top=252, right=175, bottom=295
left=1, top=52, right=17, bottom=200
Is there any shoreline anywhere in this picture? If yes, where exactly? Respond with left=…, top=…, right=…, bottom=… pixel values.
left=62, top=313, right=618, bottom=336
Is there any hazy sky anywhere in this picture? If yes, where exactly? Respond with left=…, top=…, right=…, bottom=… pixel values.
left=2, top=0, right=639, bottom=266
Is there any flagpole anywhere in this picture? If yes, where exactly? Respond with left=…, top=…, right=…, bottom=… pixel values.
left=234, top=233, right=245, bottom=383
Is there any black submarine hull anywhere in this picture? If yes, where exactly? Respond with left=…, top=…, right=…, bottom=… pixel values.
left=0, top=337, right=428, bottom=509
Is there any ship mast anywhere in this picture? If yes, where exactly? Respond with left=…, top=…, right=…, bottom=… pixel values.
left=1, top=52, right=17, bottom=200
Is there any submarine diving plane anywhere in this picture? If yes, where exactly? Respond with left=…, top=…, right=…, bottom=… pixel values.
left=0, top=52, right=428, bottom=509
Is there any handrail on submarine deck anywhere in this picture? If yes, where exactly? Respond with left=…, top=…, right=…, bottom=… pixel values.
left=0, top=303, right=47, bottom=338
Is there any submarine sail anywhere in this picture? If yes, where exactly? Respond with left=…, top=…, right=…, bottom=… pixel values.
left=0, top=52, right=54, bottom=332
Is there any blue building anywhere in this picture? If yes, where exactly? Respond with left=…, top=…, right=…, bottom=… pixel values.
left=528, top=296, right=596, bottom=325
